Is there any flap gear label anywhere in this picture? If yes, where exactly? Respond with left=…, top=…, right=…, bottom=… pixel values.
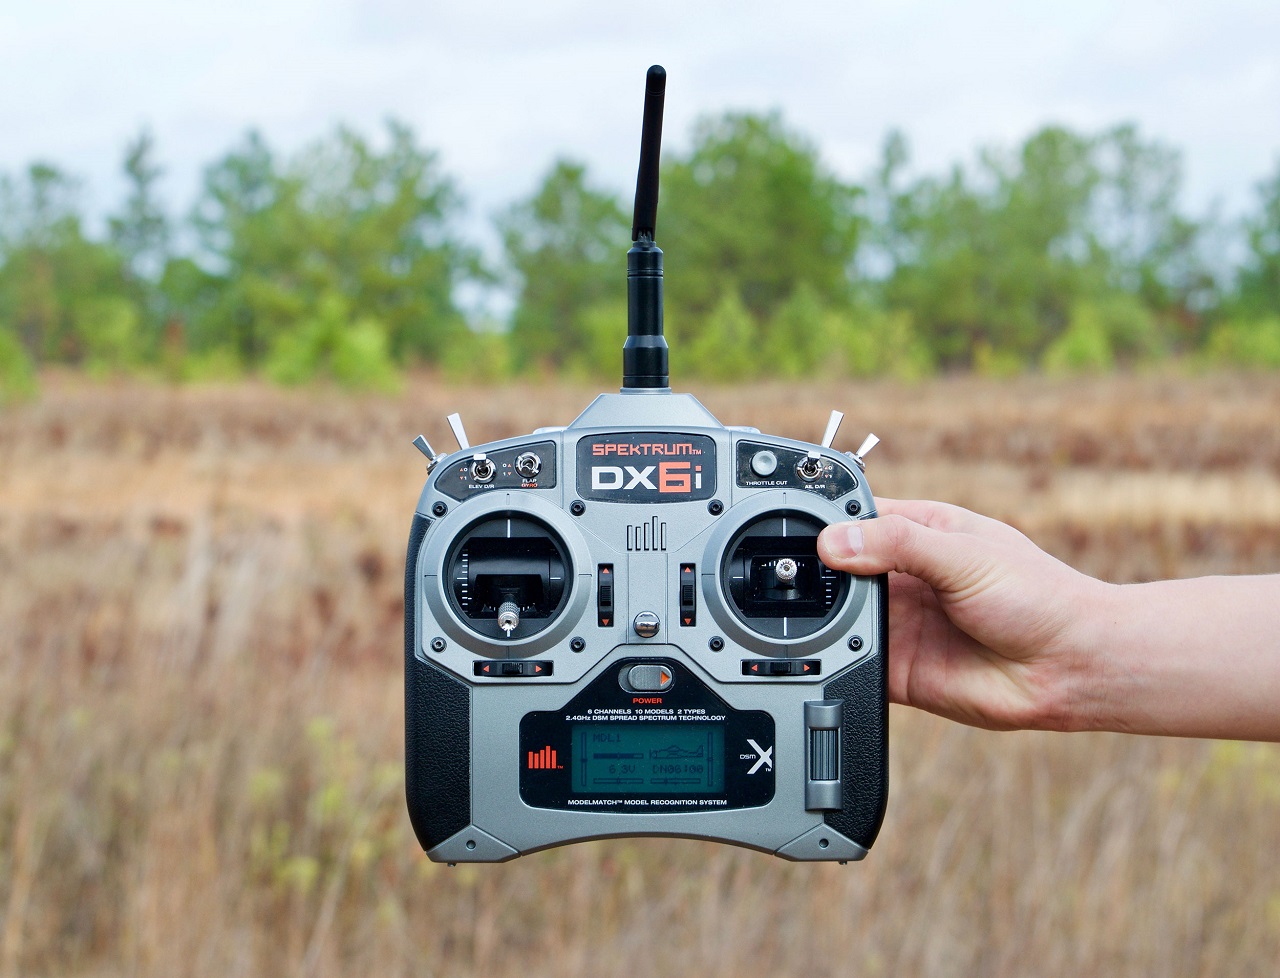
left=576, top=433, right=717, bottom=503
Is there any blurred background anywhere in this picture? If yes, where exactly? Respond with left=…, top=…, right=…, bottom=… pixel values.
left=2, top=1, right=1279, bottom=975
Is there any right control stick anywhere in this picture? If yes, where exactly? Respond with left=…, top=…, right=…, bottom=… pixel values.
left=721, top=511, right=847, bottom=641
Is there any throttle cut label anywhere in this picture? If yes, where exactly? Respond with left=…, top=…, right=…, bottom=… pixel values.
left=575, top=433, right=717, bottom=503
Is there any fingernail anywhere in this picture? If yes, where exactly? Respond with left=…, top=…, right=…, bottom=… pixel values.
left=825, top=523, right=864, bottom=558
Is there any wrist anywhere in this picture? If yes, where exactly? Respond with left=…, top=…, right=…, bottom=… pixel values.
left=1045, top=574, right=1126, bottom=733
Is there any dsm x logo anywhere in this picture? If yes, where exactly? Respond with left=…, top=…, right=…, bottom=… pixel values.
left=745, top=739, right=773, bottom=775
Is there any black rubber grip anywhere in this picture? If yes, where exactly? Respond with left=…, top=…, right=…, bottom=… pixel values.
left=404, top=513, right=472, bottom=851
left=822, top=573, right=889, bottom=849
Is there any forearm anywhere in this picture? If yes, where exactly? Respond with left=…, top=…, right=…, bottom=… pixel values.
left=1074, top=576, right=1280, bottom=741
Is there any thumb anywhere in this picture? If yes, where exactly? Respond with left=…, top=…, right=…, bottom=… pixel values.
left=818, top=516, right=991, bottom=594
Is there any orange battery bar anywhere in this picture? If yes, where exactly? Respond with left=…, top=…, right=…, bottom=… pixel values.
left=528, top=746, right=558, bottom=769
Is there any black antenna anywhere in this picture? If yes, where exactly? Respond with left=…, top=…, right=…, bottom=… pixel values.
left=631, top=65, right=665, bottom=241
left=622, top=65, right=669, bottom=391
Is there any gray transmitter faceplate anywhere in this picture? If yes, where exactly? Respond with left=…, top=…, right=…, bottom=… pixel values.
left=405, top=390, right=889, bottom=863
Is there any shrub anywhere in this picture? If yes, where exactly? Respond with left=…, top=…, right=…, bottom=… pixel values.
left=179, top=346, right=245, bottom=383
left=563, top=300, right=627, bottom=380
left=687, top=290, right=757, bottom=381
left=847, top=307, right=934, bottom=380
left=1042, top=302, right=1114, bottom=374
left=438, top=326, right=516, bottom=382
left=0, top=328, right=38, bottom=404
left=762, top=284, right=833, bottom=378
left=1204, top=316, right=1280, bottom=368
left=265, top=295, right=401, bottom=392
left=73, top=296, right=144, bottom=374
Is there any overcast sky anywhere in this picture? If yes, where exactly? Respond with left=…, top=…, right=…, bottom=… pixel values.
left=2, top=0, right=1277, bottom=250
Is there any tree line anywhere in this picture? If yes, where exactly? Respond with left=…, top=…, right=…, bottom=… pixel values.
left=1, top=113, right=1278, bottom=398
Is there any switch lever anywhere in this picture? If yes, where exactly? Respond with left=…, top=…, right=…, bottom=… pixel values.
left=820, top=410, right=844, bottom=449
left=447, top=413, right=470, bottom=450
left=412, top=434, right=443, bottom=472
left=851, top=433, right=880, bottom=471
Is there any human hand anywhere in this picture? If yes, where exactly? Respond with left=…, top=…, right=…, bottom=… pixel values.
left=817, top=499, right=1112, bottom=732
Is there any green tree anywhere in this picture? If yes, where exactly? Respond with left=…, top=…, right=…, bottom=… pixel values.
left=0, top=163, right=135, bottom=368
left=265, top=292, right=399, bottom=391
left=289, top=122, right=473, bottom=363
left=187, top=131, right=290, bottom=362
left=1091, top=124, right=1213, bottom=350
left=1235, top=159, right=1280, bottom=318
left=109, top=130, right=170, bottom=281
left=499, top=160, right=628, bottom=369
left=1204, top=315, right=1280, bottom=368
left=0, top=328, right=37, bottom=403
left=76, top=296, right=144, bottom=374
left=188, top=123, right=470, bottom=372
left=845, top=305, right=933, bottom=380
left=155, top=256, right=226, bottom=375
left=566, top=299, right=629, bottom=379
left=876, top=125, right=1200, bottom=368
left=661, top=112, right=862, bottom=346
left=687, top=290, right=757, bottom=381
left=1210, top=161, right=1280, bottom=369
left=762, top=283, right=848, bottom=378
left=904, top=127, right=1107, bottom=365
left=1041, top=301, right=1116, bottom=374
left=108, top=130, right=171, bottom=357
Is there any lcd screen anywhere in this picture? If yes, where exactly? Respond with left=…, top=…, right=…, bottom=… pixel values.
left=570, top=723, right=725, bottom=794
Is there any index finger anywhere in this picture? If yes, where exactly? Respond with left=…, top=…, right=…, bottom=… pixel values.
left=872, top=497, right=1032, bottom=546
left=871, top=498, right=988, bottom=534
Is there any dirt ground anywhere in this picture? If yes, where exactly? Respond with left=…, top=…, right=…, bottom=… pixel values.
left=2, top=370, right=1279, bottom=977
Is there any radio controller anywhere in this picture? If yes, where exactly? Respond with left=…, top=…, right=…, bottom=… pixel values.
left=405, top=66, right=888, bottom=863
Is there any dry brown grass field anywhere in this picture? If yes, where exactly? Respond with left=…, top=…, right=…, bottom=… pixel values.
left=3, top=370, right=1280, bottom=977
